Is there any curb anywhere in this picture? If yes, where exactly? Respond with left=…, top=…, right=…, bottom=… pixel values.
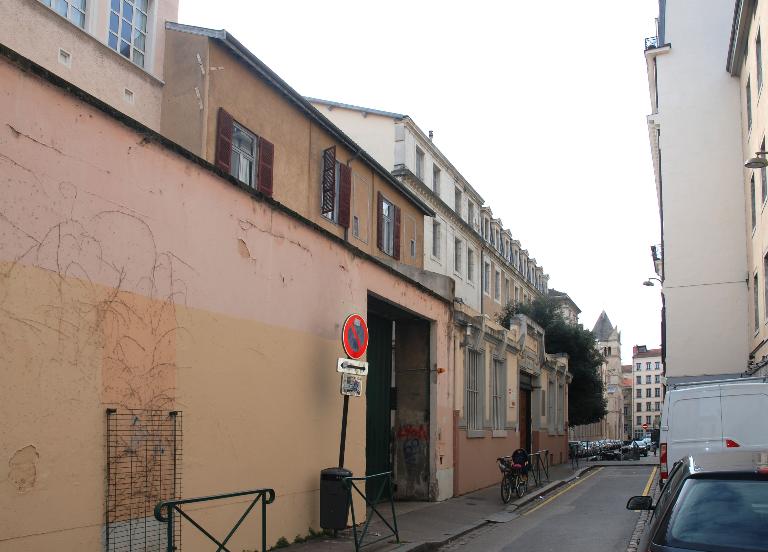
left=394, top=466, right=595, bottom=552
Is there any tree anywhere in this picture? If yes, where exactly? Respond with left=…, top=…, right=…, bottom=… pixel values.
left=498, top=296, right=607, bottom=427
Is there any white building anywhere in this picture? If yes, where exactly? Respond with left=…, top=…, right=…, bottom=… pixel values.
left=631, top=346, right=664, bottom=438
left=644, top=0, right=748, bottom=380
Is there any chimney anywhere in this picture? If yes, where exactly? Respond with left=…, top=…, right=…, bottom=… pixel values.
left=428, top=130, right=433, bottom=141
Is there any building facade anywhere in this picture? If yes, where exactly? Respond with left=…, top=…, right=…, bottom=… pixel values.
left=621, top=364, right=634, bottom=439
left=631, top=346, right=665, bottom=438
left=548, top=288, right=581, bottom=326
left=644, top=0, right=749, bottom=380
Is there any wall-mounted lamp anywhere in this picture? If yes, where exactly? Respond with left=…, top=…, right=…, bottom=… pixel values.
left=745, top=151, right=768, bottom=169
left=643, top=277, right=662, bottom=287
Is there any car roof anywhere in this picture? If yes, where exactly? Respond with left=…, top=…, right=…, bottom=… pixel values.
left=684, top=450, right=768, bottom=475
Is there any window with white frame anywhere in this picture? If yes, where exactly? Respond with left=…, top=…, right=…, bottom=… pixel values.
left=466, top=350, right=483, bottom=431
left=454, top=238, right=462, bottom=274
left=468, top=202, right=475, bottom=228
left=483, top=261, right=490, bottom=294
left=636, top=363, right=641, bottom=371
left=492, top=359, right=505, bottom=430
left=454, top=187, right=462, bottom=217
left=504, top=277, right=510, bottom=305
left=381, top=198, right=394, bottom=256
left=467, top=248, right=475, bottom=282
left=40, top=0, right=86, bottom=27
left=432, top=164, right=441, bottom=195
left=108, top=0, right=149, bottom=68
left=415, top=147, right=425, bottom=180
left=231, top=122, right=258, bottom=186
left=432, top=220, right=441, bottom=259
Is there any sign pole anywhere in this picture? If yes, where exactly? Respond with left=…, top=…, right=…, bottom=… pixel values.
left=339, top=394, right=350, bottom=468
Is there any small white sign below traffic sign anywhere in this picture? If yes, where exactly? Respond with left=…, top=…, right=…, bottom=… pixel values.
left=337, top=357, right=368, bottom=376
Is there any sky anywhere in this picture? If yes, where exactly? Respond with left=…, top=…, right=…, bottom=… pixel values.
left=178, top=0, right=662, bottom=364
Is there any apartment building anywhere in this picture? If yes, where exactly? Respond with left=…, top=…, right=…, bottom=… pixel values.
left=631, top=346, right=664, bottom=438
left=729, top=0, right=768, bottom=377
left=644, top=0, right=748, bottom=380
left=548, top=288, right=581, bottom=326
left=1, top=0, right=178, bottom=129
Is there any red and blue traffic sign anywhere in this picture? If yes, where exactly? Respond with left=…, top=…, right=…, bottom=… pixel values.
left=342, top=314, right=368, bottom=360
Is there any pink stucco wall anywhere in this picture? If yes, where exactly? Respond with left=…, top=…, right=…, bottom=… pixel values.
left=0, top=54, right=452, bottom=550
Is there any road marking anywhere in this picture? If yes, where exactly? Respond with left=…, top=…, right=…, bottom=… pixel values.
left=641, top=466, right=658, bottom=496
left=522, top=467, right=603, bottom=516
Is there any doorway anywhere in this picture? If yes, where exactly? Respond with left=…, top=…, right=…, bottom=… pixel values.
left=519, top=387, right=532, bottom=452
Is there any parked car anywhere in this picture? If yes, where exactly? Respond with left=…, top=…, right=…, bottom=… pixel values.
left=634, top=440, right=649, bottom=457
left=627, top=450, right=768, bottom=552
left=659, top=376, right=768, bottom=484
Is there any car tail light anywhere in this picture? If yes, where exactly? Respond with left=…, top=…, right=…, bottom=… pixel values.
left=660, top=443, right=667, bottom=480
left=725, top=439, right=740, bottom=448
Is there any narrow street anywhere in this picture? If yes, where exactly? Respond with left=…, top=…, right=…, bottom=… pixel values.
left=439, top=466, right=654, bottom=552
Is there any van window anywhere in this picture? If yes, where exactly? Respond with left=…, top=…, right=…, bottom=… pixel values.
left=669, top=397, right=721, bottom=442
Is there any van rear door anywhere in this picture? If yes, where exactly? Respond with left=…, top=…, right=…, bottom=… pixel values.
left=667, top=386, right=722, bottom=465
left=720, top=382, right=768, bottom=448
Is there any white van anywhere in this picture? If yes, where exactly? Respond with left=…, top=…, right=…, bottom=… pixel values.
left=659, top=376, right=768, bottom=484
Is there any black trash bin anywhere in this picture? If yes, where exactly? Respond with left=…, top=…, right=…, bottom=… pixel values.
left=320, top=467, right=352, bottom=530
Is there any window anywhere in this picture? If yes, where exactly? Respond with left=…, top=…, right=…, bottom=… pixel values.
left=646, top=401, right=652, bottom=411
left=465, top=350, right=483, bottom=431
left=646, top=388, right=652, bottom=398
left=492, top=359, right=505, bottom=430
left=432, top=164, right=441, bottom=195
left=655, top=361, right=661, bottom=370
left=655, top=374, right=660, bottom=384
left=655, top=387, right=661, bottom=398
left=751, top=174, right=757, bottom=231
left=646, top=415, right=651, bottom=425
left=636, top=402, right=642, bottom=412
left=320, top=147, right=351, bottom=226
left=636, top=375, right=641, bottom=385
left=747, top=77, right=753, bottom=130
left=646, top=375, right=652, bottom=384
left=636, top=389, right=642, bottom=398
left=467, top=248, right=475, bottom=282
left=483, top=218, right=490, bottom=241
left=646, top=362, right=652, bottom=370
left=654, top=401, right=660, bottom=411
left=454, top=238, right=462, bottom=274
left=636, top=416, right=642, bottom=425
left=483, top=262, right=490, bottom=294
left=410, top=238, right=416, bottom=258
left=755, top=273, right=760, bottom=331
left=415, top=147, right=425, bottom=180
left=454, top=187, right=462, bottom=216
left=494, top=269, right=501, bottom=300
left=761, top=138, right=767, bottom=204
left=514, top=286, right=519, bottom=303
left=432, top=220, right=441, bottom=259
left=468, top=202, right=475, bottom=227
left=352, top=216, right=359, bottom=238
left=504, top=278, right=510, bottom=305
left=376, top=193, right=401, bottom=259
left=108, top=0, right=148, bottom=67
left=215, top=109, right=274, bottom=197
left=636, top=363, right=641, bottom=371
left=41, top=0, right=86, bottom=28
left=758, top=30, right=763, bottom=91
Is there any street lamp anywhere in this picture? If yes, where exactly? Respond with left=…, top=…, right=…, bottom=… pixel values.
left=643, top=277, right=662, bottom=287
left=745, top=151, right=768, bottom=169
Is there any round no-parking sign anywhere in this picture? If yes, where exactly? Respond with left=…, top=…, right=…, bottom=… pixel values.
left=342, top=314, right=368, bottom=360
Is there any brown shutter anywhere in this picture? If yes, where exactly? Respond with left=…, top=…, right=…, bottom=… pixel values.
left=257, top=138, right=274, bottom=197
left=322, top=146, right=336, bottom=216
left=338, top=163, right=351, bottom=228
left=215, top=108, right=234, bottom=173
left=376, top=191, right=384, bottom=251
left=393, top=205, right=401, bottom=260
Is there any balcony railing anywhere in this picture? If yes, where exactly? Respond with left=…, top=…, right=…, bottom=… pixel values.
left=645, top=36, right=659, bottom=50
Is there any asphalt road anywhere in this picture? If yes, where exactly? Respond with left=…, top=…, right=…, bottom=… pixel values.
left=439, top=466, right=654, bottom=552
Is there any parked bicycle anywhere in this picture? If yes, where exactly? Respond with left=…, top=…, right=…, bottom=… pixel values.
left=497, top=448, right=529, bottom=503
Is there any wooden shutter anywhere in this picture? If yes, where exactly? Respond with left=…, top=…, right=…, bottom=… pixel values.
left=376, top=191, right=384, bottom=251
left=393, top=205, right=401, bottom=260
left=257, top=138, right=274, bottom=197
left=215, top=108, right=234, bottom=173
left=338, top=163, right=351, bottom=228
left=321, top=146, right=336, bottom=216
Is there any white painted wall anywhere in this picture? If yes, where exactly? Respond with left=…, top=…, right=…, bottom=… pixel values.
left=650, top=0, right=748, bottom=377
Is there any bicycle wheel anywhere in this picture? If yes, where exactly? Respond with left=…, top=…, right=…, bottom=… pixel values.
left=515, top=474, right=527, bottom=498
left=500, top=474, right=512, bottom=503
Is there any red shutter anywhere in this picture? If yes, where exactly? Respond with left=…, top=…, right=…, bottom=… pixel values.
left=393, top=205, right=401, bottom=260
left=338, top=163, right=351, bottom=228
left=257, top=138, right=274, bottom=197
left=376, top=191, right=384, bottom=251
left=322, top=146, right=336, bottom=216
left=215, top=108, right=234, bottom=173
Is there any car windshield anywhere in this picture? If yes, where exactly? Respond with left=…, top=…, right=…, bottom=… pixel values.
left=660, top=478, right=768, bottom=552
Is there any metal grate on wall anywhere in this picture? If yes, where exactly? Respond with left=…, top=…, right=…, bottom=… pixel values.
left=106, top=409, right=182, bottom=552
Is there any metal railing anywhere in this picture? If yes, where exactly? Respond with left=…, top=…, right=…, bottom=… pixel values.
left=645, top=36, right=659, bottom=50
left=343, top=471, right=399, bottom=552
left=528, top=450, right=550, bottom=487
left=154, top=488, right=275, bottom=552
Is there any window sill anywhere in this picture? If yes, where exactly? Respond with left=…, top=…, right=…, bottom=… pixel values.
left=467, top=429, right=485, bottom=439
left=491, top=429, right=507, bottom=438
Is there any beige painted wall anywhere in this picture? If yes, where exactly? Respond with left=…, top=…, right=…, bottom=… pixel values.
left=0, top=54, right=452, bottom=550
left=1, top=0, right=177, bottom=130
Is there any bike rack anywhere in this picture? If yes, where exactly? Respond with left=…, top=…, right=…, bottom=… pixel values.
left=154, top=487, right=275, bottom=552
left=528, top=450, right=550, bottom=487
left=343, top=471, right=399, bottom=552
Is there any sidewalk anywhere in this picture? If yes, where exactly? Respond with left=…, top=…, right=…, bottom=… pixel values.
left=277, top=458, right=658, bottom=552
